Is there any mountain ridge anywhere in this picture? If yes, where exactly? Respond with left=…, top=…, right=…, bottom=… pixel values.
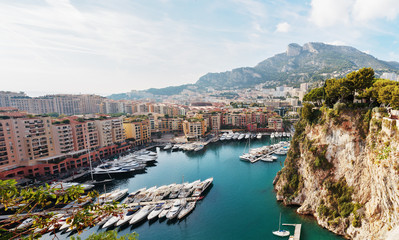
left=108, top=42, right=399, bottom=99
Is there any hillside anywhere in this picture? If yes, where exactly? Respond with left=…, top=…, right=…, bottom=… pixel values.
left=196, top=42, right=399, bottom=90
left=273, top=107, right=399, bottom=239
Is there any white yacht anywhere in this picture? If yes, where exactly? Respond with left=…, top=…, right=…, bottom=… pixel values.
left=232, top=133, right=239, bottom=140
left=98, top=188, right=128, bottom=204
left=237, top=133, right=245, bottom=140
left=192, top=177, right=213, bottom=197
left=102, top=215, right=120, bottom=229
left=17, top=218, right=34, bottom=230
left=178, top=180, right=200, bottom=198
left=166, top=199, right=184, bottom=220
left=158, top=202, right=173, bottom=218
left=225, top=133, right=233, bottom=140
left=129, top=205, right=155, bottom=225
left=256, top=133, right=262, bottom=139
left=147, top=203, right=164, bottom=220
left=172, top=145, right=180, bottom=151
left=115, top=207, right=141, bottom=226
left=272, top=213, right=290, bottom=237
left=260, top=156, right=273, bottom=162
left=194, top=144, right=204, bottom=152
left=163, top=144, right=172, bottom=150
left=178, top=201, right=196, bottom=220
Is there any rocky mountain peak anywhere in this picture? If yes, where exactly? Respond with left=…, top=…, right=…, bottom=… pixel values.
left=286, top=43, right=302, bottom=56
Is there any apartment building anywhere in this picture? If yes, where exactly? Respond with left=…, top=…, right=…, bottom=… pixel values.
left=51, top=123, right=74, bottom=155
left=182, top=119, right=206, bottom=139
left=0, top=116, right=56, bottom=172
left=69, top=119, right=99, bottom=150
left=268, top=117, right=283, bottom=130
left=123, top=119, right=151, bottom=146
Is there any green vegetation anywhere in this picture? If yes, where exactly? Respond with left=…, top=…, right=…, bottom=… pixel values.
left=304, top=68, right=399, bottom=110
left=301, top=103, right=321, bottom=124
left=303, top=87, right=324, bottom=106
left=0, top=179, right=133, bottom=240
left=278, top=119, right=305, bottom=199
left=317, top=178, right=362, bottom=228
left=71, top=230, right=138, bottom=240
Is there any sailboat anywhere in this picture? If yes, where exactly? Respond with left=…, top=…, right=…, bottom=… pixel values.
left=272, top=213, right=290, bottom=237
left=85, top=140, right=114, bottom=185
left=239, top=135, right=256, bottom=163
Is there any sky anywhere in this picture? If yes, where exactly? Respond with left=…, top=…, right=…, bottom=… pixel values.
left=1, top=0, right=399, bottom=96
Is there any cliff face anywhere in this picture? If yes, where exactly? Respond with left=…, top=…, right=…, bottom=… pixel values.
left=274, top=108, right=399, bottom=239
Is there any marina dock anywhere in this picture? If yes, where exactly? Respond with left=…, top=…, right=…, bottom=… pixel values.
left=126, top=196, right=202, bottom=207
left=282, top=224, right=301, bottom=240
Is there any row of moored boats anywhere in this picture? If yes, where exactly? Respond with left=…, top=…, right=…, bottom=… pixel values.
left=92, top=150, right=158, bottom=177
left=163, top=143, right=204, bottom=152
left=17, top=178, right=214, bottom=233
left=240, top=141, right=290, bottom=163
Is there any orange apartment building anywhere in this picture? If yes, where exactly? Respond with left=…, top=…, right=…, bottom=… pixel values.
left=0, top=113, right=130, bottom=179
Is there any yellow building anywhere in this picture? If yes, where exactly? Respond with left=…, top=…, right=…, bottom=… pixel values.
left=123, top=119, right=151, bottom=146
left=182, top=119, right=206, bottom=140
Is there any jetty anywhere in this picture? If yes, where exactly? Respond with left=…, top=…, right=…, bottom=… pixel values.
left=282, top=224, right=301, bottom=240
left=125, top=196, right=202, bottom=207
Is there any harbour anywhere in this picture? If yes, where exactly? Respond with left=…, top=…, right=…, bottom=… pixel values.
left=41, top=137, right=343, bottom=240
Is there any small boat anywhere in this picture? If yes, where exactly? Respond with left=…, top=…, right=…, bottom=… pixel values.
left=192, top=177, right=213, bottom=197
left=129, top=205, right=155, bottom=225
left=272, top=213, right=290, bottom=237
left=115, top=207, right=141, bottom=227
left=283, top=132, right=287, bottom=137
left=164, top=144, right=172, bottom=150
left=271, top=133, right=275, bottom=138
left=147, top=203, right=164, bottom=220
left=172, top=145, right=179, bottom=151
left=98, top=188, right=128, bottom=204
left=102, top=214, right=120, bottom=229
left=178, top=180, right=200, bottom=198
left=238, top=133, right=245, bottom=140
left=17, top=218, right=34, bottom=229
left=256, top=133, right=262, bottom=139
left=169, top=184, right=183, bottom=199
left=260, top=156, right=273, bottom=162
left=245, top=133, right=250, bottom=139
left=158, top=202, right=173, bottom=218
left=166, top=199, right=184, bottom=220
left=178, top=201, right=196, bottom=219
left=232, top=133, right=239, bottom=140
left=194, top=145, right=204, bottom=152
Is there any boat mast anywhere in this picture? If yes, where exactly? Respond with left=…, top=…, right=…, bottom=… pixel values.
left=87, top=130, right=94, bottom=181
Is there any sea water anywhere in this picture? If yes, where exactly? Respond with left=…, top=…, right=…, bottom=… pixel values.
left=43, top=137, right=343, bottom=240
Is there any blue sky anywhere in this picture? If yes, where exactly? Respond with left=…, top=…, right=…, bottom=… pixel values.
left=1, top=0, right=399, bottom=96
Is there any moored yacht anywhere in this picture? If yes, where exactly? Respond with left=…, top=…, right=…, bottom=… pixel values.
left=256, top=133, right=262, bottom=139
left=129, top=205, right=155, bottom=225
left=178, top=201, right=196, bottom=220
left=166, top=199, right=184, bottom=220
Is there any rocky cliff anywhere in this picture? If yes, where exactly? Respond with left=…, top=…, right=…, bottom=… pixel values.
left=274, top=107, right=399, bottom=239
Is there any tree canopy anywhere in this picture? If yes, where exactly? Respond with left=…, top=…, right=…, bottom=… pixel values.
left=0, top=179, right=134, bottom=240
left=303, top=68, right=399, bottom=109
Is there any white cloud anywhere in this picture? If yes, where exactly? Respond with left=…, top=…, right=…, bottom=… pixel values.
left=353, top=0, right=399, bottom=21
left=309, top=0, right=354, bottom=27
left=276, top=22, right=291, bottom=33
left=310, top=0, right=399, bottom=27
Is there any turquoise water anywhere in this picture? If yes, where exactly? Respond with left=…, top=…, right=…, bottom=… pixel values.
left=44, top=138, right=343, bottom=240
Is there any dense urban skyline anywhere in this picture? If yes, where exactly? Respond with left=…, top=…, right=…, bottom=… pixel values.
left=1, top=0, right=399, bottom=96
